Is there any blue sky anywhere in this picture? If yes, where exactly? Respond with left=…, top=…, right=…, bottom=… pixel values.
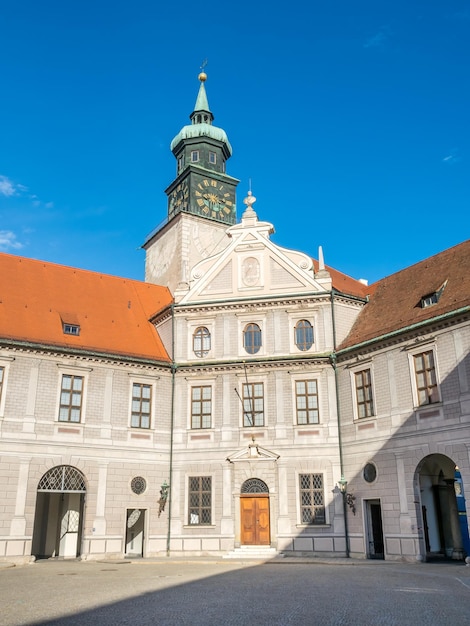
left=1, top=0, right=468, bottom=285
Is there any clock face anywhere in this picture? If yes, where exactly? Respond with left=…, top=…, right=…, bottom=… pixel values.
left=169, top=180, right=189, bottom=216
left=194, top=178, right=235, bottom=220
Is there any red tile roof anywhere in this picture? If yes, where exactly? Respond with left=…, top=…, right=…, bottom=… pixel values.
left=311, top=259, right=370, bottom=298
left=339, top=240, right=470, bottom=351
left=0, top=253, right=173, bottom=361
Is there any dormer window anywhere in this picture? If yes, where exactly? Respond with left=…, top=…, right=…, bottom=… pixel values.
left=63, top=323, right=80, bottom=336
left=421, top=293, right=439, bottom=308
left=420, top=280, right=447, bottom=308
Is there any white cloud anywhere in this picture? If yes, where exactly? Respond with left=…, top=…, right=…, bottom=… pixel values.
left=364, top=28, right=390, bottom=49
left=442, top=149, right=461, bottom=164
left=0, top=175, right=18, bottom=197
left=0, top=174, right=53, bottom=208
left=0, top=230, right=23, bottom=251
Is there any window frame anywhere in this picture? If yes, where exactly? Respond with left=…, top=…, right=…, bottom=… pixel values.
left=63, top=323, right=80, bottom=336
left=410, top=348, right=440, bottom=407
left=187, top=475, right=213, bottom=526
left=58, top=373, right=84, bottom=423
left=190, top=150, right=199, bottom=163
left=193, top=326, right=211, bottom=358
left=242, top=381, right=265, bottom=427
left=0, top=360, right=10, bottom=418
left=190, top=385, right=212, bottom=429
left=208, top=151, right=216, bottom=164
left=288, top=312, right=318, bottom=354
left=298, top=473, right=326, bottom=525
left=243, top=322, right=262, bottom=355
left=295, top=379, right=320, bottom=425
left=130, top=382, right=153, bottom=429
left=294, top=319, right=314, bottom=352
left=354, top=368, right=375, bottom=419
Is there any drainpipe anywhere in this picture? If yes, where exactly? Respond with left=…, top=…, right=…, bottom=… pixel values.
left=330, top=290, right=350, bottom=558
left=166, top=304, right=176, bottom=557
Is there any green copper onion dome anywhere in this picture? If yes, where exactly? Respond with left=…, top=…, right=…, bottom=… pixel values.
left=170, top=72, right=232, bottom=156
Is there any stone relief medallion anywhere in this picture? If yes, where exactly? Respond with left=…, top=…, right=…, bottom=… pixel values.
left=242, top=256, right=260, bottom=286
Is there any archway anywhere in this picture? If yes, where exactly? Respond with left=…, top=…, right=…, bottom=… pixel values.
left=415, top=454, right=464, bottom=561
left=240, top=478, right=270, bottom=545
left=32, top=465, right=86, bottom=559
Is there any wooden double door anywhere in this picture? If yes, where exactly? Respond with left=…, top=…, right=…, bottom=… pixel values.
left=241, top=496, right=270, bottom=545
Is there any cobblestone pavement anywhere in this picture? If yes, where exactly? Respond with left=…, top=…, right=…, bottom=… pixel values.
left=1, top=558, right=470, bottom=626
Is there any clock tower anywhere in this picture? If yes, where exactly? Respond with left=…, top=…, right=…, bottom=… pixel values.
left=143, top=72, right=239, bottom=294
left=166, top=71, right=238, bottom=223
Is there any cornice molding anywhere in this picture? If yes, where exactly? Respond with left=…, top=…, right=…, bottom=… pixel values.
left=0, top=341, right=171, bottom=372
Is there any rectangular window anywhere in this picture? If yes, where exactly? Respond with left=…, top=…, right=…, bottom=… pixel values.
left=177, top=154, right=184, bottom=172
left=414, top=350, right=439, bottom=405
left=295, top=380, right=319, bottom=424
left=191, top=150, right=199, bottom=162
left=299, top=473, right=325, bottom=525
left=188, top=476, right=212, bottom=525
left=209, top=151, right=216, bottom=164
left=355, top=369, right=374, bottom=418
left=131, top=383, right=152, bottom=428
left=243, top=382, right=264, bottom=427
left=58, top=374, right=83, bottom=422
left=191, top=386, right=212, bottom=429
left=63, top=323, right=80, bottom=335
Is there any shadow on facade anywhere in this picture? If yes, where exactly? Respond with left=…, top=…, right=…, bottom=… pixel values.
left=328, top=349, right=470, bottom=563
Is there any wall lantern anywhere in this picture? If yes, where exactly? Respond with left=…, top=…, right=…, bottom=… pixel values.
left=158, top=480, right=170, bottom=517
left=337, top=476, right=356, bottom=515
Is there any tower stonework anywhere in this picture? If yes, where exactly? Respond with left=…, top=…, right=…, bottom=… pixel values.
left=143, top=73, right=239, bottom=292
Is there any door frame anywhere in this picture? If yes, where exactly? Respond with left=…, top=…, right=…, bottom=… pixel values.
left=364, top=498, right=385, bottom=559
left=240, top=494, right=270, bottom=546
left=125, top=508, right=146, bottom=557
left=32, top=465, right=86, bottom=560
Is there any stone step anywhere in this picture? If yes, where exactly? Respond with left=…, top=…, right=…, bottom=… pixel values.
left=223, top=546, right=284, bottom=560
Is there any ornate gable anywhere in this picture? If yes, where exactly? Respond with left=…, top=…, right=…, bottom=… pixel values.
left=176, top=193, right=332, bottom=303
left=226, top=439, right=280, bottom=463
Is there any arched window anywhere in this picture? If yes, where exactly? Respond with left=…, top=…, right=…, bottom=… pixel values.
left=294, top=319, right=314, bottom=351
left=241, top=478, right=269, bottom=494
left=193, top=326, right=211, bottom=357
left=243, top=323, right=262, bottom=354
left=37, top=465, right=86, bottom=492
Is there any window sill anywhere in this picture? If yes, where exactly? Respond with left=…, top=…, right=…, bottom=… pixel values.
left=414, top=401, right=442, bottom=411
left=295, top=524, right=331, bottom=529
left=415, top=403, right=443, bottom=421
left=183, top=525, right=216, bottom=529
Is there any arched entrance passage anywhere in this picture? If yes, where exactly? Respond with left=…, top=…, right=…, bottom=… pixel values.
left=32, top=466, right=86, bottom=559
left=415, top=454, right=464, bottom=561
left=240, top=478, right=270, bottom=546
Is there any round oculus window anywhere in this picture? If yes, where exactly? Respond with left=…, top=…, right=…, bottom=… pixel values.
left=363, top=463, right=377, bottom=483
left=131, top=476, right=147, bottom=495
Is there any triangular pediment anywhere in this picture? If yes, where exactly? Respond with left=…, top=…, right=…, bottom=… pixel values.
left=227, top=441, right=280, bottom=463
left=177, top=205, right=331, bottom=304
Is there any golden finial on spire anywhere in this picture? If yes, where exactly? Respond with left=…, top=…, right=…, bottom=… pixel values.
left=198, top=59, right=208, bottom=82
